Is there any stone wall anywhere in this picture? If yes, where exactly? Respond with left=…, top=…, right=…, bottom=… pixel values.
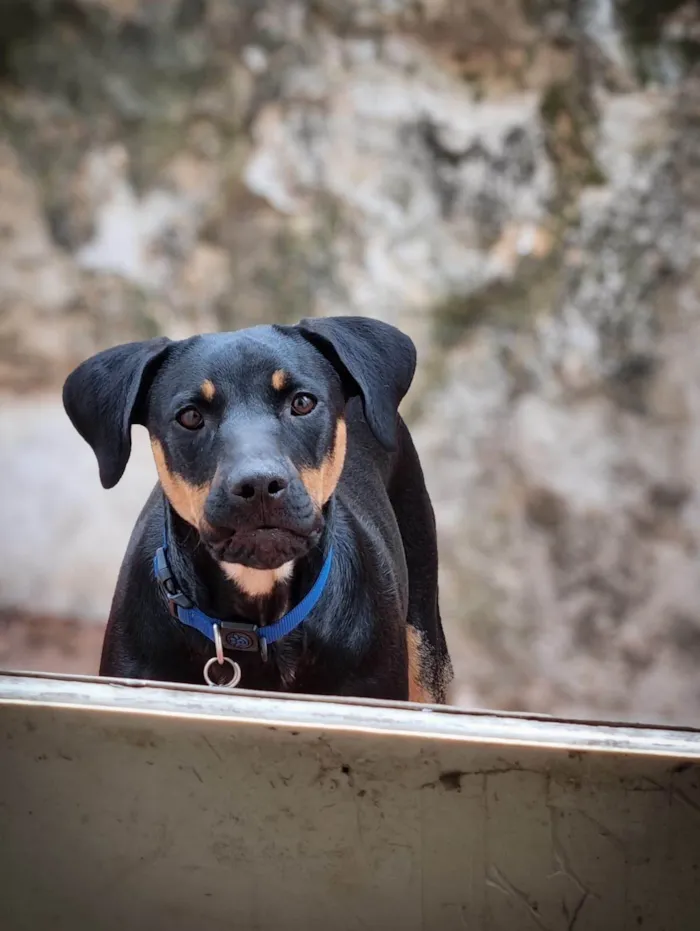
left=2, top=0, right=700, bottom=723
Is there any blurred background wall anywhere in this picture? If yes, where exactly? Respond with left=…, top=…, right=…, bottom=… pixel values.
left=1, top=0, right=700, bottom=724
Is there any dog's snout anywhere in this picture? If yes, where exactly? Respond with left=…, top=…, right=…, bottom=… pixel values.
left=231, top=470, right=289, bottom=502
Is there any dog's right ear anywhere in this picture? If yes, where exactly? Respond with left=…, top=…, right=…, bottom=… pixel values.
left=62, top=337, right=172, bottom=489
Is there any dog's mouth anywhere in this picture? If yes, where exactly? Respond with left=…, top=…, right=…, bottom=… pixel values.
left=203, top=524, right=321, bottom=570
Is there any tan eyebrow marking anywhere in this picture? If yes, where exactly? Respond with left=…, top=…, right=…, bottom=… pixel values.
left=200, top=380, right=216, bottom=401
left=271, top=369, right=287, bottom=391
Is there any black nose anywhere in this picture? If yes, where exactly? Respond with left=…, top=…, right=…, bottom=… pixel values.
left=231, top=472, right=289, bottom=502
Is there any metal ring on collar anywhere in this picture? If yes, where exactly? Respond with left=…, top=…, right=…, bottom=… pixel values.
left=213, top=623, right=225, bottom=664
left=203, top=656, right=241, bottom=688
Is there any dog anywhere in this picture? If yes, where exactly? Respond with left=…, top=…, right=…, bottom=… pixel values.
left=62, top=315, right=452, bottom=702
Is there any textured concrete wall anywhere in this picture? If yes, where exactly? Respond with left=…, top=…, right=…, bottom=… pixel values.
left=2, top=0, right=700, bottom=723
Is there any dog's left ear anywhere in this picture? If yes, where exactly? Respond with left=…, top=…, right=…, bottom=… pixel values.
left=293, top=316, right=416, bottom=450
left=62, top=337, right=173, bottom=489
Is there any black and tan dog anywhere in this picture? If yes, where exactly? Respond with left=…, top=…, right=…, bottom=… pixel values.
left=63, top=316, right=452, bottom=702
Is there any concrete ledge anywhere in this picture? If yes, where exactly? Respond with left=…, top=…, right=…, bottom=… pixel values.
left=1, top=673, right=699, bottom=930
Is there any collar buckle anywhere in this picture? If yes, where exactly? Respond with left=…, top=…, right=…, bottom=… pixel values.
left=154, top=545, right=194, bottom=618
left=165, top=592, right=194, bottom=620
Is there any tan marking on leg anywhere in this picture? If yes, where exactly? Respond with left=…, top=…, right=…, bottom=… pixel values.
left=406, top=625, right=435, bottom=704
left=434, top=651, right=453, bottom=705
left=151, top=438, right=210, bottom=529
left=200, top=379, right=216, bottom=401
left=221, top=562, right=294, bottom=598
left=271, top=369, right=287, bottom=391
left=299, top=418, right=347, bottom=507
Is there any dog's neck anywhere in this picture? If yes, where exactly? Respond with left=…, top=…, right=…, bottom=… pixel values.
left=164, top=503, right=333, bottom=627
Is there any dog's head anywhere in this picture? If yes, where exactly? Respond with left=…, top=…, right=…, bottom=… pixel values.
left=63, top=317, right=415, bottom=574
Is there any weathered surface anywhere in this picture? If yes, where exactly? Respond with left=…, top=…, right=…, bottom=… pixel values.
left=2, top=676, right=699, bottom=931
left=2, top=0, right=700, bottom=723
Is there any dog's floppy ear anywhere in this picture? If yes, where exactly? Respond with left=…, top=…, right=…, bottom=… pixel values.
left=62, top=337, right=172, bottom=489
left=293, top=316, right=416, bottom=450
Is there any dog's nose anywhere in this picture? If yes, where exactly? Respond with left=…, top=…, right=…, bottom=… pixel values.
left=231, top=471, right=289, bottom=502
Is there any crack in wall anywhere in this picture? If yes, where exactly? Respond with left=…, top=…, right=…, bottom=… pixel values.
left=486, top=864, right=553, bottom=931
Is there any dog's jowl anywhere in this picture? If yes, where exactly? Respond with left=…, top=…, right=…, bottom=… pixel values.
left=62, top=316, right=452, bottom=701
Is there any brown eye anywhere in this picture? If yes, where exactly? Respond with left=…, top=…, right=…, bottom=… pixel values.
left=176, top=407, right=204, bottom=430
left=291, top=393, right=317, bottom=416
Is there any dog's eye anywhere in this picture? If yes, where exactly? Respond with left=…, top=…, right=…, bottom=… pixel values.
left=176, top=406, right=204, bottom=430
left=291, top=393, right=317, bottom=416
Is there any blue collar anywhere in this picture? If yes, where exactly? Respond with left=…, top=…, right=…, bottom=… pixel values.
left=153, top=528, right=333, bottom=661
